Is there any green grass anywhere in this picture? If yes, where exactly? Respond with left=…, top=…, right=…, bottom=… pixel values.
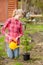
left=20, top=18, right=43, bottom=34
left=0, top=36, right=6, bottom=57
left=0, top=36, right=5, bottom=43
left=26, top=24, right=43, bottom=34
left=15, top=62, right=23, bottom=65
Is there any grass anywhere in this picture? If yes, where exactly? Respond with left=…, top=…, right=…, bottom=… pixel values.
left=15, top=62, right=23, bottom=65
left=0, top=36, right=5, bottom=43
left=25, top=24, right=43, bottom=34
left=0, top=36, right=7, bottom=57
left=20, top=17, right=43, bottom=34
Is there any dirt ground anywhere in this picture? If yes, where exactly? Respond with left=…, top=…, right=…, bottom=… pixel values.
left=0, top=32, right=43, bottom=65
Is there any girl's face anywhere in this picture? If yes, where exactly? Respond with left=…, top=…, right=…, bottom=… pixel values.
left=18, top=14, right=23, bottom=18
left=13, top=9, right=24, bottom=19
left=14, top=14, right=23, bottom=19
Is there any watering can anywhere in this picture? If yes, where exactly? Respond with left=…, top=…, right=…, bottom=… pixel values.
left=9, top=38, right=22, bottom=50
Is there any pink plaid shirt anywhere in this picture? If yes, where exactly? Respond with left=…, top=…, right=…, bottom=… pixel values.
left=1, top=17, right=23, bottom=44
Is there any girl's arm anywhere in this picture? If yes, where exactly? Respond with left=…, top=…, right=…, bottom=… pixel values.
left=16, top=22, right=23, bottom=40
left=1, top=18, right=11, bottom=35
left=19, top=22, right=23, bottom=37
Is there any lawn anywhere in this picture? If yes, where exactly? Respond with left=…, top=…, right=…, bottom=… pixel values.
left=26, top=24, right=43, bottom=34
left=0, top=36, right=6, bottom=57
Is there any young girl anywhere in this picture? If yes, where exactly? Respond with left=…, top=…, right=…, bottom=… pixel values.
left=1, top=9, right=24, bottom=59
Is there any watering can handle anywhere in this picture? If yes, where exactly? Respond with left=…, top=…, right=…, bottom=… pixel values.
left=11, top=39, right=17, bottom=43
left=12, top=38, right=18, bottom=43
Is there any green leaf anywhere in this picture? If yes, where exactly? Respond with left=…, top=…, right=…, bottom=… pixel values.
left=15, top=62, right=23, bottom=65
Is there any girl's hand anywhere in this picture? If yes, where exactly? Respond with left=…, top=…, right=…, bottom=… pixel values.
left=16, top=35, right=20, bottom=40
left=5, top=34, right=9, bottom=37
left=16, top=37, right=18, bottom=41
left=13, top=38, right=17, bottom=42
left=16, top=35, right=21, bottom=40
left=12, top=37, right=18, bottom=42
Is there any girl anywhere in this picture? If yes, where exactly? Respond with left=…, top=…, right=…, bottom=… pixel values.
left=1, top=9, right=24, bottom=59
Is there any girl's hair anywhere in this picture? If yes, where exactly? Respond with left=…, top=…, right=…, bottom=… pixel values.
left=12, top=9, right=24, bottom=17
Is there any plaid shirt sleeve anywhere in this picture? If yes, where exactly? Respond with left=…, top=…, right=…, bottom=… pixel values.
left=19, top=22, right=23, bottom=36
left=1, top=18, right=11, bottom=35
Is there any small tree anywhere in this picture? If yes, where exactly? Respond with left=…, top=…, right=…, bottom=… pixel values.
left=21, top=30, right=34, bottom=60
left=21, top=30, right=34, bottom=52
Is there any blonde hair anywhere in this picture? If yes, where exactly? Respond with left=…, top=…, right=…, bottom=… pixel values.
left=12, top=9, right=24, bottom=17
